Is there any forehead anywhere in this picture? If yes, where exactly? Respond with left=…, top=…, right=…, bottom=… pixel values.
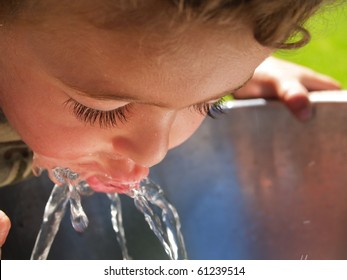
left=20, top=0, right=170, bottom=24
left=16, top=3, right=272, bottom=107
left=79, top=29, right=266, bottom=97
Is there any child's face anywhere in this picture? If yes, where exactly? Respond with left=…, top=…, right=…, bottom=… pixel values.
left=0, top=5, right=271, bottom=192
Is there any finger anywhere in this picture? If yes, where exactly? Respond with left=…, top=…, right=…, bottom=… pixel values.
left=0, top=210, right=11, bottom=247
left=301, top=71, right=342, bottom=91
left=233, top=78, right=277, bottom=99
left=276, top=80, right=312, bottom=121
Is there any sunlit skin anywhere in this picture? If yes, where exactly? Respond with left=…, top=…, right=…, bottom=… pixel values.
left=0, top=7, right=275, bottom=191
left=1, top=2, right=343, bottom=195
left=0, top=210, right=10, bottom=258
left=0, top=1, right=342, bottom=251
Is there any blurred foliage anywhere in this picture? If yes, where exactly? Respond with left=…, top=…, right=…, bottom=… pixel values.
left=275, top=2, right=347, bottom=88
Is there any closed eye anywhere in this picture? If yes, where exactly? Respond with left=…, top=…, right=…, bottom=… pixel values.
left=64, top=93, right=231, bottom=128
left=191, top=95, right=230, bottom=118
left=64, top=98, right=132, bottom=128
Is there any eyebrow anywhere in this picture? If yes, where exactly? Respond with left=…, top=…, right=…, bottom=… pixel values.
left=70, top=74, right=254, bottom=107
left=197, top=75, right=253, bottom=104
left=70, top=86, right=143, bottom=102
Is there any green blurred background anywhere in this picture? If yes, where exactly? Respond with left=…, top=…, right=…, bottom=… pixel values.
left=275, top=2, right=347, bottom=88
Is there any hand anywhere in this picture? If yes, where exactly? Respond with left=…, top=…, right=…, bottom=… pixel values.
left=0, top=210, right=11, bottom=259
left=233, top=57, right=341, bottom=121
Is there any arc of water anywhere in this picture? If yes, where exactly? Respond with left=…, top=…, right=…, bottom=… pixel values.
left=30, top=183, right=69, bottom=260
left=68, top=182, right=89, bottom=232
left=31, top=167, right=187, bottom=260
left=31, top=168, right=90, bottom=260
left=132, top=178, right=187, bottom=260
left=107, top=193, right=131, bottom=260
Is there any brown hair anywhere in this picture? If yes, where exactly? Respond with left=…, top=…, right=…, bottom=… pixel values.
left=0, top=0, right=338, bottom=49
left=172, top=0, right=336, bottom=49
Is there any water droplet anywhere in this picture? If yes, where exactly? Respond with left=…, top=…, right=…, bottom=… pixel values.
left=31, top=167, right=186, bottom=260
left=76, top=180, right=94, bottom=196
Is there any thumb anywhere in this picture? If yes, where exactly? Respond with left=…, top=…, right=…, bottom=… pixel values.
left=0, top=210, right=11, bottom=257
left=276, top=80, right=312, bottom=121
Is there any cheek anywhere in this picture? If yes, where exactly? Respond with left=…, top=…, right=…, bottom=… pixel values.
left=0, top=85, right=105, bottom=160
left=168, top=110, right=205, bottom=149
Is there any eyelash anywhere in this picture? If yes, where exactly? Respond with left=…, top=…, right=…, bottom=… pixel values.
left=64, top=97, right=227, bottom=128
left=192, top=99, right=226, bottom=119
left=64, top=98, right=132, bottom=128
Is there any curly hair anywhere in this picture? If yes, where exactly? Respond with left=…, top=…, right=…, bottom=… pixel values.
left=0, top=0, right=338, bottom=49
left=171, top=0, right=337, bottom=49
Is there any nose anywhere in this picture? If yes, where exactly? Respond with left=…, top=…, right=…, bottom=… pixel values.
left=111, top=108, right=176, bottom=167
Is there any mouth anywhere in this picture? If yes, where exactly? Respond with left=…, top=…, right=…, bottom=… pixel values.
left=32, top=152, right=149, bottom=194
left=86, top=175, right=143, bottom=194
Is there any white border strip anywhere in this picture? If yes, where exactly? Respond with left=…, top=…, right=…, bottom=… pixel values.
left=223, top=90, right=347, bottom=110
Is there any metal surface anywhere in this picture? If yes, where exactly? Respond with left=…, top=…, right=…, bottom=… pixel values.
left=1, top=91, right=347, bottom=259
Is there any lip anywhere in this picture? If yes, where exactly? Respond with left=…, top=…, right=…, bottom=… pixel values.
left=86, top=175, right=143, bottom=194
left=33, top=152, right=149, bottom=193
left=81, top=162, right=149, bottom=193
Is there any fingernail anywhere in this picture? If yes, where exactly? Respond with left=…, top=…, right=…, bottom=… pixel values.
left=298, top=107, right=313, bottom=121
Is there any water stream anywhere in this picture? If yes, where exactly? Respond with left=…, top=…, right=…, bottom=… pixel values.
left=31, top=167, right=187, bottom=260
left=107, top=192, right=131, bottom=260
